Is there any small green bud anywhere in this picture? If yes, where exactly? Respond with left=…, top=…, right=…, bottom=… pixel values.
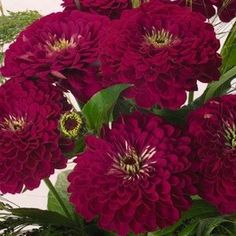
left=59, top=111, right=86, bottom=139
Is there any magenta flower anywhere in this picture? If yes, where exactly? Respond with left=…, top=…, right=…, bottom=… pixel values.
left=68, top=112, right=196, bottom=235
left=1, top=11, right=109, bottom=103
left=0, top=79, right=70, bottom=194
left=99, top=1, right=221, bottom=109
left=62, top=0, right=132, bottom=19
left=187, top=95, right=236, bottom=214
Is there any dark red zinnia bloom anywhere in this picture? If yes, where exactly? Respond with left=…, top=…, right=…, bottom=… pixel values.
left=0, top=11, right=109, bottom=103
left=99, top=1, right=221, bottom=109
left=159, top=0, right=236, bottom=22
left=187, top=95, right=236, bottom=214
left=0, top=78, right=70, bottom=194
left=62, top=0, right=132, bottom=19
left=68, top=112, right=196, bottom=235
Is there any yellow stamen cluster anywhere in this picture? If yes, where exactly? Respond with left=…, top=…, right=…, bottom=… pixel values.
left=224, top=122, right=236, bottom=148
left=145, top=27, right=178, bottom=48
left=47, top=36, right=78, bottom=52
left=0, top=115, right=26, bottom=132
left=120, top=146, right=140, bottom=174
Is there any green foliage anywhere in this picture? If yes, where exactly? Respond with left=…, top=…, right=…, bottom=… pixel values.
left=204, top=66, right=236, bottom=102
left=19, top=225, right=82, bottom=236
left=198, top=22, right=236, bottom=103
left=0, top=10, right=41, bottom=45
left=47, top=170, right=78, bottom=222
left=221, top=22, right=236, bottom=74
left=152, top=105, right=191, bottom=126
left=0, top=199, right=85, bottom=236
left=149, top=200, right=220, bottom=236
left=82, top=84, right=131, bottom=134
left=149, top=199, right=236, bottom=236
left=132, top=0, right=141, bottom=8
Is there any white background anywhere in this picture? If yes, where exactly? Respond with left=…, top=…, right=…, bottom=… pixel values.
left=1, top=0, right=63, bottom=15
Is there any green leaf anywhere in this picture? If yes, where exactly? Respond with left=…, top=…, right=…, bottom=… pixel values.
left=221, top=22, right=236, bottom=74
left=113, top=97, right=136, bottom=121
left=196, top=217, right=233, bottom=236
left=204, top=66, right=236, bottom=102
left=152, top=105, right=191, bottom=126
left=178, top=221, right=199, bottom=236
left=82, top=84, right=131, bottom=133
left=23, top=225, right=84, bottom=236
left=151, top=200, right=219, bottom=236
left=9, top=208, right=75, bottom=227
left=182, top=200, right=218, bottom=220
left=47, top=170, right=77, bottom=222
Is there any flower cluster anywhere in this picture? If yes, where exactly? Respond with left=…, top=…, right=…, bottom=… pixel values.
left=0, top=0, right=235, bottom=235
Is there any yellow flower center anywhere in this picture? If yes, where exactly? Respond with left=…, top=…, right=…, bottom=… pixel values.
left=0, top=115, right=26, bottom=132
left=145, top=28, right=178, bottom=48
left=224, top=122, right=236, bottom=149
left=120, top=146, right=140, bottom=174
left=47, top=35, right=79, bottom=52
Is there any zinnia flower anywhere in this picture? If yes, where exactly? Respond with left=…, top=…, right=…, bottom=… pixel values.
left=160, top=0, right=236, bottom=22
left=99, top=1, right=221, bottom=109
left=187, top=95, right=236, bottom=214
left=62, top=0, right=132, bottom=19
left=1, top=11, right=109, bottom=103
left=68, top=112, right=196, bottom=235
left=0, top=78, right=70, bottom=194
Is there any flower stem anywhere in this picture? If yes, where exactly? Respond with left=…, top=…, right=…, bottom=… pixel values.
left=0, top=0, right=4, bottom=16
left=44, top=178, right=73, bottom=221
left=188, top=91, right=194, bottom=104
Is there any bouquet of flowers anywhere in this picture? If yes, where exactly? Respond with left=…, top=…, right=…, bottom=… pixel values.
left=0, top=0, right=235, bottom=235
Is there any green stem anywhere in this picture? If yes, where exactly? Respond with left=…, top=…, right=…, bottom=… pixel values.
left=44, top=178, right=73, bottom=221
left=188, top=91, right=194, bottom=105
left=0, top=0, right=4, bottom=16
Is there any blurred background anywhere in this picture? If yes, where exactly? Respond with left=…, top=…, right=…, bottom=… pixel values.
left=1, top=0, right=62, bottom=15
